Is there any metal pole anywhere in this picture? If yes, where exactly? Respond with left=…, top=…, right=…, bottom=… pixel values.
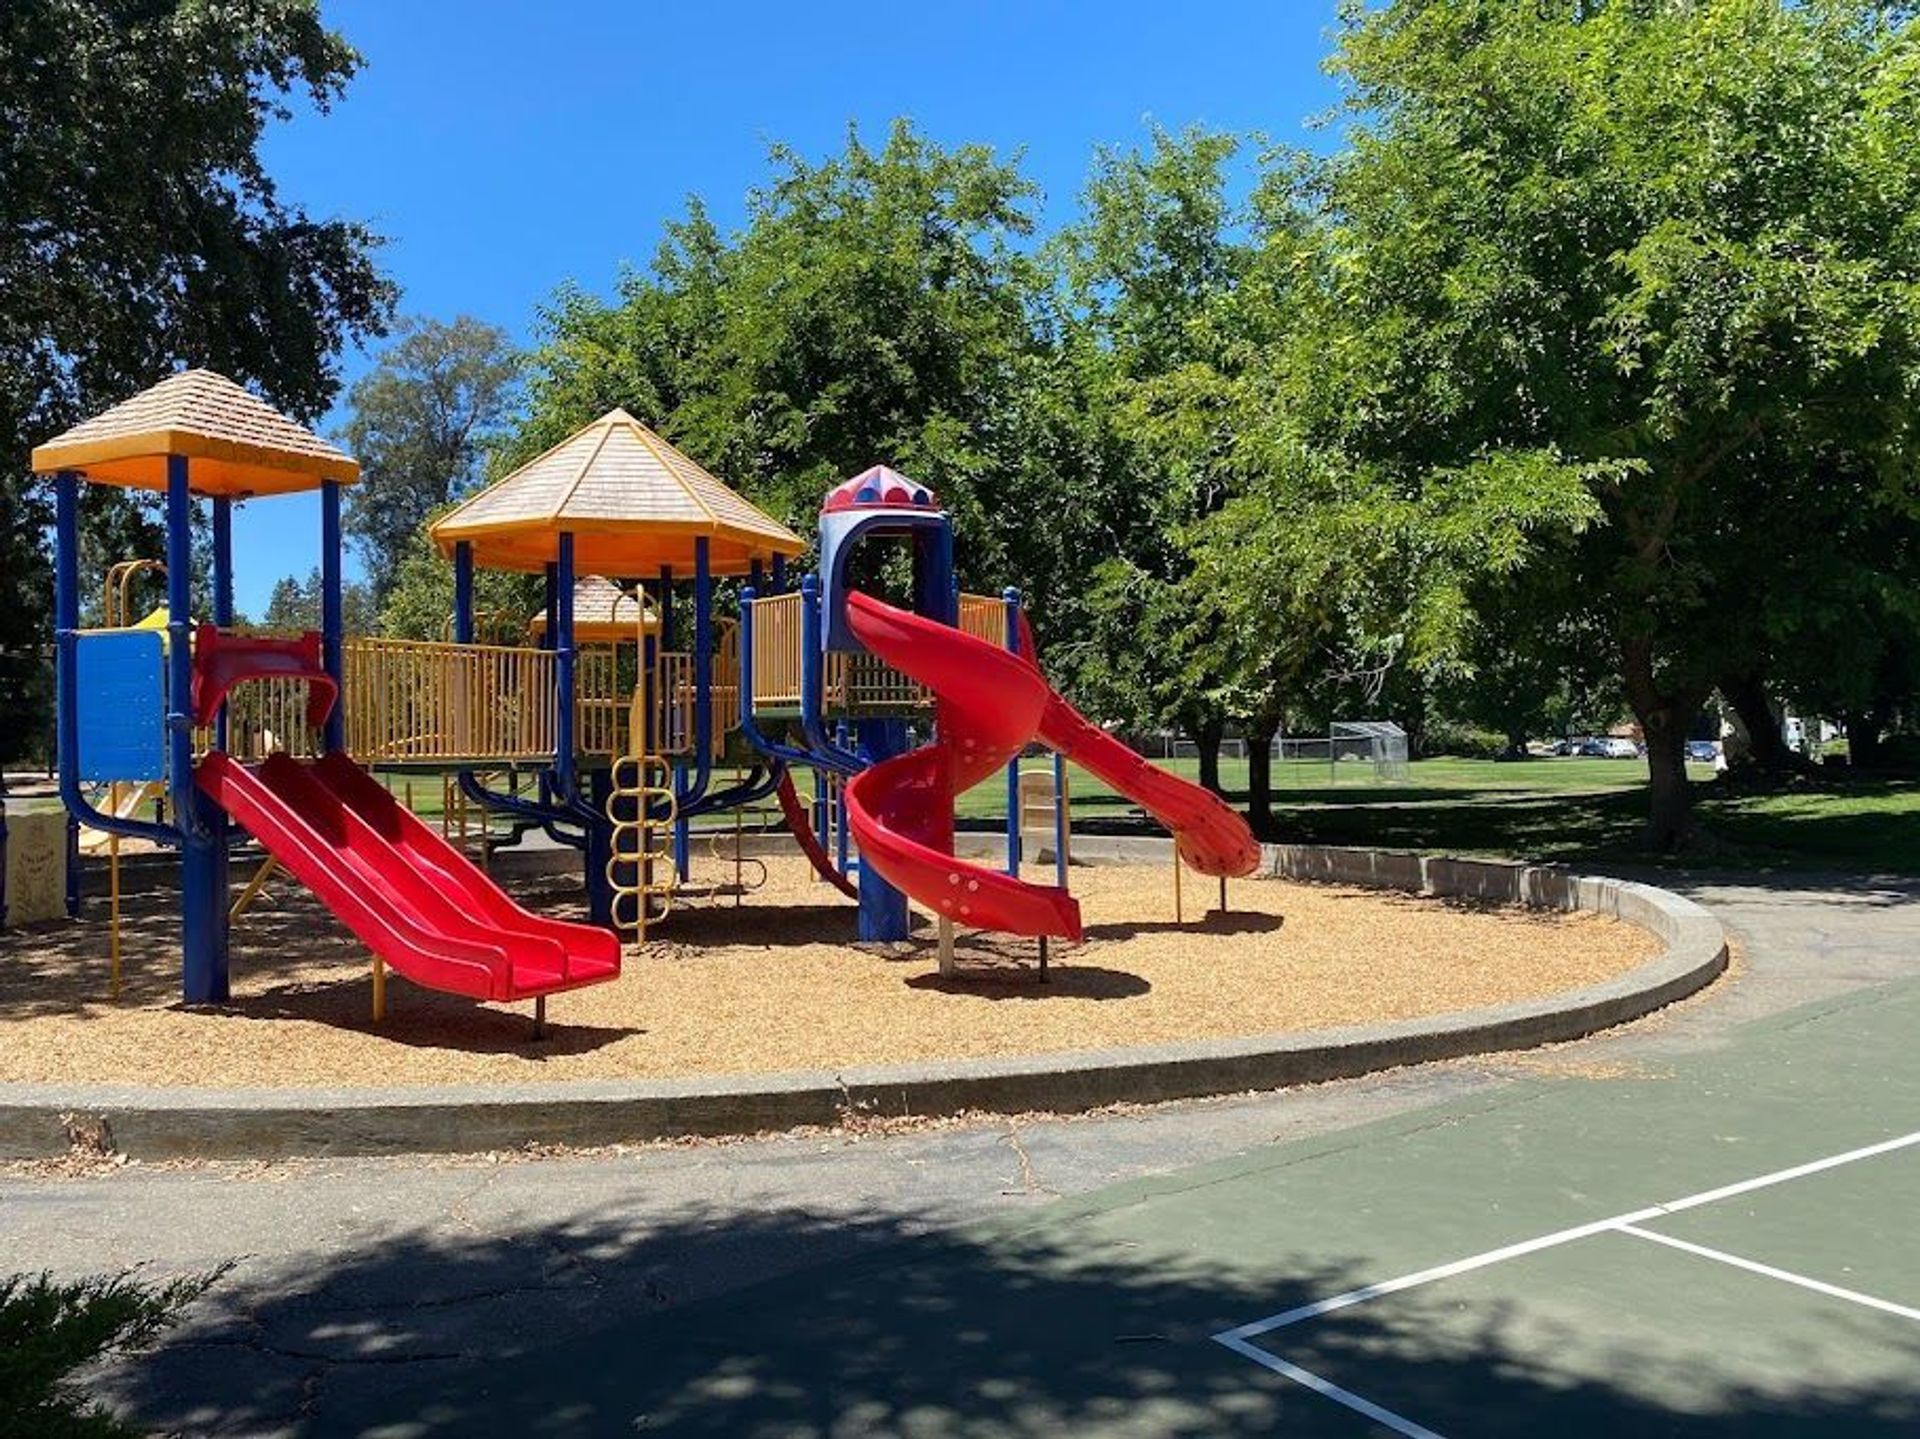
left=320, top=480, right=344, bottom=753
left=173, top=456, right=229, bottom=1004
left=1003, top=587, right=1021, bottom=876
left=211, top=496, right=233, bottom=753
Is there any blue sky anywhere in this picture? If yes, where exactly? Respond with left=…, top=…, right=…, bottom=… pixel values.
left=237, top=0, right=1345, bottom=615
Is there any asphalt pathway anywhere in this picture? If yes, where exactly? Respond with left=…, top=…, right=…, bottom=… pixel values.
left=2, top=871, right=1915, bottom=1435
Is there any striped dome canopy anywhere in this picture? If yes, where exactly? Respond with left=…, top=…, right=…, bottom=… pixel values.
left=822, top=465, right=938, bottom=513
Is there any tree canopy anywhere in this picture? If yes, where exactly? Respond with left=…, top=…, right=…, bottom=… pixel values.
left=340, top=316, right=521, bottom=607
left=0, top=0, right=393, bottom=761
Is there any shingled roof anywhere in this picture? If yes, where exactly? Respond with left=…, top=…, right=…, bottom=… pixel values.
left=527, top=575, right=660, bottom=643
left=431, top=408, right=806, bottom=576
left=31, top=369, right=358, bottom=496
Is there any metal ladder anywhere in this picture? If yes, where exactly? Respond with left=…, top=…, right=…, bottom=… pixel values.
left=607, top=753, right=676, bottom=941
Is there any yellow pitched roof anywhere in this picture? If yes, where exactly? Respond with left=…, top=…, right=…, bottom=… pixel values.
left=527, top=575, right=660, bottom=642
left=31, top=369, right=358, bottom=496
left=430, top=408, right=807, bottom=576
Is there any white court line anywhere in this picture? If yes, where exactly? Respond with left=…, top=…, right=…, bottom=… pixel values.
left=1618, top=1224, right=1920, bottom=1324
left=1215, top=1333, right=1444, bottom=1439
left=1211, top=1128, right=1920, bottom=1435
left=1217, top=1127, right=1920, bottom=1343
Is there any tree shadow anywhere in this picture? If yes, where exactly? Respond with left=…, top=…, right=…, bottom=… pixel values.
left=209, top=978, right=637, bottom=1057
left=903, top=962, right=1151, bottom=1000
left=1083, top=911, right=1283, bottom=941
left=79, top=1192, right=1920, bottom=1437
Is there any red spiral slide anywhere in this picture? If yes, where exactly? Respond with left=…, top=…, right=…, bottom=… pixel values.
left=842, top=591, right=1259, bottom=942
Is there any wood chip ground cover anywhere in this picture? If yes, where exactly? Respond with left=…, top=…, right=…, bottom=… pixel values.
left=0, top=856, right=1658, bottom=1088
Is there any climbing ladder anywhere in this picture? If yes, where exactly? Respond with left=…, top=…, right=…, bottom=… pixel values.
left=606, top=605, right=677, bottom=941
left=607, top=752, right=676, bottom=941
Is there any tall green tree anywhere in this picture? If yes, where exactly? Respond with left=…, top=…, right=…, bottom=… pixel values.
left=1277, top=0, right=1920, bottom=846
left=261, top=567, right=376, bottom=635
left=0, top=0, right=394, bottom=762
left=511, top=122, right=1067, bottom=607
left=1050, top=127, right=1261, bottom=793
left=340, top=316, right=521, bottom=606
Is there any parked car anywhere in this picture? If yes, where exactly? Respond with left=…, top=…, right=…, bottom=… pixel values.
left=1686, top=739, right=1720, bottom=764
left=1594, top=737, right=1640, bottom=759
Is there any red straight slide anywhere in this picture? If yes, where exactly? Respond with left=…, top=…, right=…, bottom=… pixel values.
left=198, top=751, right=620, bottom=1004
left=842, top=591, right=1260, bottom=943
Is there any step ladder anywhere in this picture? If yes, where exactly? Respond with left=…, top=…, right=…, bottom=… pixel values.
left=607, top=752, right=676, bottom=941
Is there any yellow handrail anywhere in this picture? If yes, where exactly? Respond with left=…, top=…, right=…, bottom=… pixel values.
left=750, top=592, right=804, bottom=705
left=343, top=636, right=557, bottom=763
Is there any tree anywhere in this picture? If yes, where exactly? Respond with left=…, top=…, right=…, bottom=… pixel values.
left=377, top=518, right=540, bottom=642
left=260, top=567, right=376, bottom=635
left=340, top=316, right=521, bottom=606
left=1048, top=128, right=1262, bottom=795
left=1278, top=0, right=1920, bottom=847
left=0, top=0, right=394, bottom=761
left=511, top=121, right=1066, bottom=607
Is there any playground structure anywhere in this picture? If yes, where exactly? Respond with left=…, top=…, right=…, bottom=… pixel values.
left=38, top=371, right=1258, bottom=1027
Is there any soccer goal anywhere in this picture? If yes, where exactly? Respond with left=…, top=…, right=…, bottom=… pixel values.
left=1273, top=721, right=1409, bottom=784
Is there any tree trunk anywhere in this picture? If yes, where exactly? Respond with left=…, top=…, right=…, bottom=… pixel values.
left=1844, top=710, right=1886, bottom=769
left=1642, top=718, right=1693, bottom=850
left=1720, top=670, right=1803, bottom=774
left=1246, top=711, right=1282, bottom=835
left=1623, top=636, right=1702, bottom=850
left=1186, top=713, right=1224, bottom=796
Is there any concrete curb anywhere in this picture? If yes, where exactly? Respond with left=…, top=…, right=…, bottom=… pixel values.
left=0, top=843, right=1727, bottom=1160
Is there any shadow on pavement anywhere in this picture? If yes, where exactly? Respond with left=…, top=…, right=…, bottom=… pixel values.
left=94, top=1195, right=1920, bottom=1437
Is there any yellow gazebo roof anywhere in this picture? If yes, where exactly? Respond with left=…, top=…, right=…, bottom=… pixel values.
left=31, top=369, right=358, bottom=497
left=430, top=408, right=807, bottom=576
left=527, top=575, right=660, bottom=643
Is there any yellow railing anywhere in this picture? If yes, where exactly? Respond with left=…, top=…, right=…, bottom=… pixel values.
left=958, top=591, right=1007, bottom=646
left=710, top=621, right=740, bottom=757
left=214, top=676, right=322, bottom=760
left=656, top=652, right=693, bottom=755
left=749, top=592, right=804, bottom=705
left=576, top=643, right=632, bottom=759
left=343, top=637, right=557, bottom=762
left=826, top=651, right=932, bottom=710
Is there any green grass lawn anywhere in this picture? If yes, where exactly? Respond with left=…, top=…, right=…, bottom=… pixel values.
left=16, top=756, right=1917, bottom=877
left=956, top=755, right=1920, bottom=877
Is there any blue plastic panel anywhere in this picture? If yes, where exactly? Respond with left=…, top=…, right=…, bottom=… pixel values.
left=75, top=630, right=166, bottom=782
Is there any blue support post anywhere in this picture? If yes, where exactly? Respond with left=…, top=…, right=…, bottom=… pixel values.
left=555, top=534, right=577, bottom=799
left=771, top=554, right=787, bottom=593
left=320, top=481, right=344, bottom=753
left=1003, top=587, right=1022, bottom=877
left=454, top=543, right=475, bottom=643
left=172, top=457, right=228, bottom=1003
left=672, top=538, right=715, bottom=880
left=852, top=718, right=909, bottom=941
left=211, top=496, right=233, bottom=752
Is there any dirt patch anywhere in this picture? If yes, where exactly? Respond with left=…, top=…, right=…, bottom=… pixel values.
left=0, top=854, right=1660, bottom=1088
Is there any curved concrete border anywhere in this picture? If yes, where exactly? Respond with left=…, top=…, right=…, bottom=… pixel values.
left=0, top=844, right=1727, bottom=1160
